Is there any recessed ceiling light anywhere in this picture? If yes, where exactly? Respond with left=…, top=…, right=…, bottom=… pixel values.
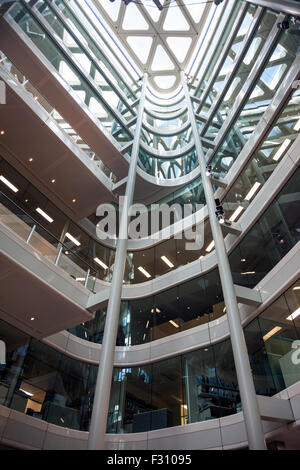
left=245, top=182, right=261, bottom=201
left=263, top=326, right=282, bottom=342
left=293, top=118, right=300, bottom=131
left=0, top=175, right=19, bottom=193
left=28, top=157, right=34, bottom=163
left=25, top=199, right=29, bottom=203
left=72, top=198, right=76, bottom=203
left=287, top=307, right=300, bottom=321
left=30, top=316, right=36, bottom=321
left=229, top=205, right=243, bottom=222
left=161, top=255, right=174, bottom=268
left=0, top=130, right=5, bottom=135
left=94, top=257, right=108, bottom=270
left=36, top=207, right=54, bottom=223
left=19, top=388, right=34, bottom=397
left=51, top=178, right=56, bottom=184
left=241, top=258, right=246, bottom=262
left=205, top=240, right=215, bottom=252
left=65, top=232, right=81, bottom=246
left=138, top=266, right=151, bottom=278
left=272, top=138, right=291, bottom=161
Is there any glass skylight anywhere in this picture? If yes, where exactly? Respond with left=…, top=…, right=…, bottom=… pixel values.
left=88, top=0, right=221, bottom=94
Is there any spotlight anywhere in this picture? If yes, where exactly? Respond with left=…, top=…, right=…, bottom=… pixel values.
left=277, top=21, right=290, bottom=30
left=206, top=165, right=212, bottom=176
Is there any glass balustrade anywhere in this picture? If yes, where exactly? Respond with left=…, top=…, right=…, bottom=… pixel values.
left=1, top=277, right=299, bottom=433
left=70, top=168, right=300, bottom=345
left=7, top=2, right=132, bottom=146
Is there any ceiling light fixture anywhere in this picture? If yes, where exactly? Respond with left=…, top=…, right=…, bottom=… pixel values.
left=94, top=257, right=108, bottom=269
left=229, top=205, right=244, bottom=222
left=292, top=286, right=300, bottom=291
left=241, top=271, right=256, bottom=275
left=245, top=182, right=261, bottom=201
left=272, top=139, right=291, bottom=161
left=51, top=178, right=56, bottom=184
left=94, top=257, right=108, bottom=270
left=206, top=240, right=215, bottom=252
left=36, top=207, right=53, bottom=223
left=0, top=175, right=19, bottom=193
left=293, top=118, right=300, bottom=131
left=0, top=130, right=5, bottom=135
left=65, top=232, right=81, bottom=246
left=263, top=326, right=282, bottom=342
left=169, top=320, right=179, bottom=328
left=138, top=266, right=151, bottom=278
left=28, top=157, right=34, bottom=163
left=287, top=307, right=300, bottom=321
left=161, top=255, right=174, bottom=268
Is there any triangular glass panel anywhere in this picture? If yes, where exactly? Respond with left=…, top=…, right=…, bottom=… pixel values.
left=166, top=37, right=192, bottom=63
left=100, top=0, right=121, bottom=22
left=154, top=75, right=177, bottom=89
left=151, top=45, right=175, bottom=71
left=122, top=3, right=149, bottom=30
left=142, top=2, right=161, bottom=22
left=126, top=36, right=153, bottom=64
left=163, top=6, right=190, bottom=31
left=183, top=0, right=206, bottom=23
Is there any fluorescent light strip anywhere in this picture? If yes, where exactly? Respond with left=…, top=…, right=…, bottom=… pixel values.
left=272, top=138, right=291, bottom=161
left=241, top=271, right=256, bottom=275
left=138, top=266, right=151, bottom=278
left=36, top=207, right=53, bottom=223
left=287, top=307, right=300, bottom=321
left=293, top=118, right=300, bottom=131
left=65, top=232, right=81, bottom=246
left=263, top=326, right=282, bottom=342
left=169, top=320, right=179, bottom=328
left=293, top=286, right=300, bottom=291
left=229, top=205, right=244, bottom=222
left=146, top=320, right=149, bottom=329
left=161, top=255, right=174, bottom=268
left=94, top=257, right=108, bottom=270
left=19, top=388, right=33, bottom=397
left=0, top=175, right=18, bottom=193
left=245, top=182, right=261, bottom=201
left=205, top=240, right=215, bottom=253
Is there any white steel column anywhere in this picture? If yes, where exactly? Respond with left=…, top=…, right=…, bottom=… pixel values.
left=87, top=74, right=147, bottom=450
left=182, top=72, right=266, bottom=450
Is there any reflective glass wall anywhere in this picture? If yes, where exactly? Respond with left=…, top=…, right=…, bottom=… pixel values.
left=70, top=167, right=300, bottom=345
left=0, top=278, right=299, bottom=433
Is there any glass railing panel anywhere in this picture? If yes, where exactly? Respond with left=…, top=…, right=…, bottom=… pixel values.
left=52, top=0, right=137, bottom=102
left=0, top=52, right=118, bottom=181
left=210, top=18, right=300, bottom=173
left=72, top=167, right=300, bottom=345
left=1, top=277, right=300, bottom=433
left=199, top=3, right=258, bottom=115
left=222, top=88, right=300, bottom=222
left=8, top=3, right=132, bottom=144
left=33, top=0, right=135, bottom=123
left=203, top=9, right=278, bottom=142
left=0, top=191, right=96, bottom=291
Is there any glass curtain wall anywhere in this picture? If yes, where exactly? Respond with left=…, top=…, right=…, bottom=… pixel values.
left=1, top=278, right=299, bottom=433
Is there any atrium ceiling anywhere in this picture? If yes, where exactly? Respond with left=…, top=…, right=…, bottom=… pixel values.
left=88, top=0, right=218, bottom=94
